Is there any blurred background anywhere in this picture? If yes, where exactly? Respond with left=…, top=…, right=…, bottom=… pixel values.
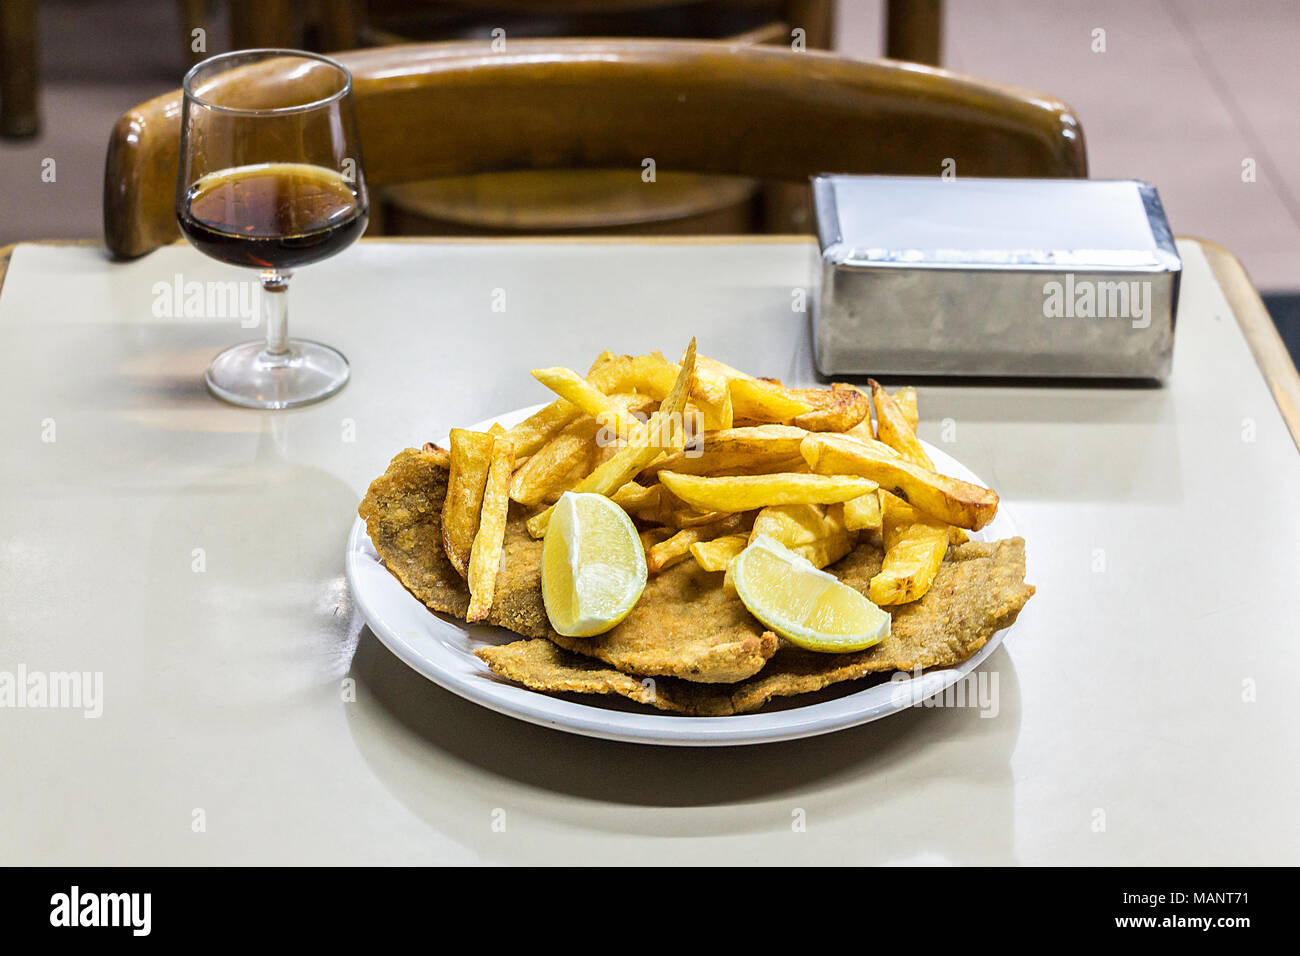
left=1, top=0, right=1296, bottom=358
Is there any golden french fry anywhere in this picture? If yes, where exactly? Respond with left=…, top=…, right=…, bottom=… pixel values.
left=866, top=491, right=950, bottom=605
left=509, top=415, right=599, bottom=506
left=870, top=379, right=933, bottom=469
left=843, top=489, right=883, bottom=531
left=749, top=503, right=853, bottom=569
left=588, top=349, right=729, bottom=429
left=658, top=469, right=876, bottom=513
left=728, top=377, right=814, bottom=423
left=610, top=480, right=662, bottom=519
left=893, top=386, right=919, bottom=432
left=420, top=442, right=450, bottom=469
left=504, top=400, right=582, bottom=458
left=877, top=491, right=966, bottom=546
left=800, top=432, right=999, bottom=530
left=869, top=521, right=949, bottom=606
left=587, top=350, right=617, bottom=376
left=647, top=513, right=752, bottom=574
left=527, top=340, right=697, bottom=537
left=641, top=424, right=809, bottom=478
left=790, top=384, right=871, bottom=432
left=531, top=367, right=642, bottom=438
left=466, top=435, right=514, bottom=621
left=442, top=428, right=496, bottom=577
left=689, top=533, right=749, bottom=572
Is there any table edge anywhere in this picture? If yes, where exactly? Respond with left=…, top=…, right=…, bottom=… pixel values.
left=2, top=236, right=1296, bottom=448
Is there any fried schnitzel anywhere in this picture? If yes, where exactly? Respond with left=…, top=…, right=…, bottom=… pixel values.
left=359, top=449, right=779, bottom=682
left=476, top=537, right=1032, bottom=714
left=359, top=449, right=1034, bottom=712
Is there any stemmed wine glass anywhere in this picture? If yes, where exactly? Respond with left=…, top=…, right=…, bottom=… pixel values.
left=177, top=49, right=369, bottom=409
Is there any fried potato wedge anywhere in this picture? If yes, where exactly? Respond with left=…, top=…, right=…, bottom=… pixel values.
left=647, top=513, right=752, bottom=574
left=441, top=428, right=496, bottom=576
left=589, top=349, right=729, bottom=430
left=871, top=379, right=933, bottom=469
left=800, top=432, right=999, bottom=530
left=893, top=386, right=919, bottom=432
left=466, top=435, right=515, bottom=620
left=531, top=366, right=642, bottom=438
left=610, top=480, right=662, bottom=520
left=843, top=489, right=883, bottom=531
left=658, top=469, right=877, bottom=513
left=689, top=533, right=749, bottom=573
left=790, top=384, right=871, bottom=432
left=527, top=340, right=697, bottom=537
left=641, top=424, right=809, bottom=478
left=420, top=442, right=450, bottom=468
left=728, top=377, right=814, bottom=423
left=509, top=415, right=599, bottom=507
left=504, top=400, right=582, bottom=458
left=750, top=503, right=853, bottom=569
left=870, top=519, right=949, bottom=605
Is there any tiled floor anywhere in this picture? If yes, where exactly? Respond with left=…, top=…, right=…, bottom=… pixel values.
left=838, top=0, right=1300, bottom=294
left=2, top=0, right=1297, bottom=300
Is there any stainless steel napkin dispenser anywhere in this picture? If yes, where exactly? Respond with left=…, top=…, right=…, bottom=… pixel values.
left=810, top=176, right=1181, bottom=379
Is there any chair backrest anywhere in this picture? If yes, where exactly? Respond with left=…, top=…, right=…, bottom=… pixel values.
left=104, top=38, right=1086, bottom=258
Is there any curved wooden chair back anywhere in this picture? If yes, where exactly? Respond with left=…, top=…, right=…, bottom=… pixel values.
left=104, top=38, right=1086, bottom=258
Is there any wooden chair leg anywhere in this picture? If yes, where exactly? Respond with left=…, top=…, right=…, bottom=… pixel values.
left=0, top=0, right=39, bottom=139
left=885, top=0, right=943, bottom=66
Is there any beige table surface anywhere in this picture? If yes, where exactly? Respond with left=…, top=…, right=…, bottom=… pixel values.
left=1, top=237, right=1298, bottom=866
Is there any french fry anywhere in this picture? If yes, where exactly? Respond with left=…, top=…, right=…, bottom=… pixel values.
left=509, top=415, right=599, bottom=506
left=893, top=386, right=919, bottom=432
left=800, top=432, right=999, bottom=530
left=870, top=493, right=949, bottom=604
left=870, top=379, right=933, bottom=469
left=689, top=533, right=749, bottom=572
left=749, top=503, right=853, bottom=569
left=531, top=366, right=642, bottom=438
left=442, top=428, right=496, bottom=576
left=466, top=435, right=515, bottom=620
left=504, top=400, right=582, bottom=458
left=869, top=521, right=949, bottom=606
left=587, top=350, right=617, bottom=376
left=589, top=350, right=729, bottom=429
left=420, top=442, right=450, bottom=469
left=658, top=469, right=876, bottom=513
left=843, top=489, right=883, bottom=531
left=641, top=424, right=809, bottom=478
left=878, top=491, right=967, bottom=547
left=728, top=377, right=814, bottom=422
left=610, top=481, right=662, bottom=520
left=527, top=339, right=697, bottom=537
left=790, top=384, right=871, bottom=432
left=646, top=513, right=752, bottom=574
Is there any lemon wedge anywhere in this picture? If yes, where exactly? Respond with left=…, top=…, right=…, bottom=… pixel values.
left=732, top=534, right=891, bottom=652
left=541, top=491, right=648, bottom=637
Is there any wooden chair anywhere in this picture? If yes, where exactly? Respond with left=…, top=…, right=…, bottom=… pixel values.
left=317, top=1, right=835, bottom=237
left=103, top=38, right=1087, bottom=259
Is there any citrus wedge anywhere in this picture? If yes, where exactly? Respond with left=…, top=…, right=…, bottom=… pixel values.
left=541, top=491, right=647, bottom=637
left=732, top=534, right=891, bottom=652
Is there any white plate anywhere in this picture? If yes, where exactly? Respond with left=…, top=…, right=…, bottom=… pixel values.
left=345, top=404, right=1021, bottom=746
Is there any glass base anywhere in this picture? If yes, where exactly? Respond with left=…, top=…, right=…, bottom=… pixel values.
left=205, top=339, right=349, bottom=409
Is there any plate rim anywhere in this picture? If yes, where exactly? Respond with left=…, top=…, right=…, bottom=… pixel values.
left=345, top=403, right=1021, bottom=747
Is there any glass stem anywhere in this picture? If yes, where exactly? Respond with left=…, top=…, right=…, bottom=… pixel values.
left=261, top=270, right=293, bottom=362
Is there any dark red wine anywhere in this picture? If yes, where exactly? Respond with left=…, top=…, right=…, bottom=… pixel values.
left=178, top=162, right=366, bottom=270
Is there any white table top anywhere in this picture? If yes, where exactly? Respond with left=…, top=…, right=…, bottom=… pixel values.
left=1, top=237, right=1297, bottom=865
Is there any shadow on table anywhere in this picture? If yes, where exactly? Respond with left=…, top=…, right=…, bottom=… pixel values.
left=347, top=626, right=1024, bottom=864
